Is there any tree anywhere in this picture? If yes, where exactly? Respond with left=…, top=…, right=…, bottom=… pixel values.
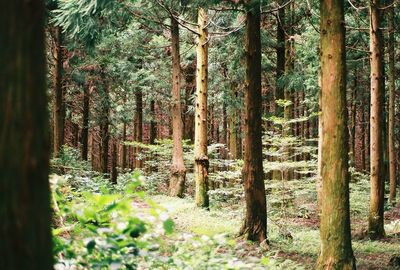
left=0, top=0, right=53, bottom=269
left=239, top=0, right=267, bottom=243
left=169, top=16, right=187, bottom=197
left=50, top=25, right=65, bottom=157
left=369, top=0, right=385, bottom=240
left=194, top=8, right=210, bottom=208
left=316, top=0, right=356, bottom=268
left=387, top=0, right=396, bottom=205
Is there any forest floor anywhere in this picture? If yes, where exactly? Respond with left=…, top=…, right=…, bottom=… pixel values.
left=141, top=177, right=400, bottom=270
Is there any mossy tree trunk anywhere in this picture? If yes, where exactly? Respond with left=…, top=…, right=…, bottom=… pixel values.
left=369, top=0, right=386, bottom=240
left=0, top=0, right=53, bottom=268
left=169, top=16, right=186, bottom=197
left=239, top=0, right=267, bottom=243
left=194, top=8, right=210, bottom=208
left=316, top=0, right=356, bottom=268
left=275, top=0, right=285, bottom=117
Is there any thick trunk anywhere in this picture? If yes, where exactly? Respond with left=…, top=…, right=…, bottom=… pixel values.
left=194, top=8, right=210, bottom=208
left=133, top=91, right=143, bottom=168
left=239, top=1, right=267, bottom=243
left=316, top=0, right=356, bottom=268
left=388, top=1, right=396, bottom=205
left=369, top=0, right=385, bottom=239
left=51, top=25, right=65, bottom=157
left=0, top=1, right=53, bottom=268
left=150, top=100, right=157, bottom=145
left=81, top=82, right=90, bottom=160
left=169, top=16, right=186, bottom=197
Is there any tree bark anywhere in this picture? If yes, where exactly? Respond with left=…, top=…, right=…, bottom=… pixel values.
left=239, top=1, right=267, bottom=243
left=122, top=122, right=127, bottom=168
left=51, top=25, right=65, bottom=157
left=99, top=75, right=110, bottom=175
left=275, top=0, right=285, bottom=116
left=316, top=0, right=356, bottom=268
left=388, top=0, right=396, bottom=205
left=369, top=0, right=386, bottom=239
left=169, top=16, right=186, bottom=197
left=111, top=140, right=118, bottom=184
left=0, top=1, right=53, bottom=268
left=150, top=100, right=157, bottom=145
left=133, top=90, right=143, bottom=168
left=194, top=8, right=210, bottom=208
left=81, top=81, right=90, bottom=160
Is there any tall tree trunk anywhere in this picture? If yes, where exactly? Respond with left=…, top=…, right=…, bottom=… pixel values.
left=369, top=0, right=386, bottom=239
left=150, top=100, right=157, bottom=145
left=122, top=122, right=127, bottom=168
left=133, top=90, right=143, bottom=168
left=51, top=25, right=65, bottom=157
left=81, top=82, right=90, bottom=160
left=194, top=8, right=210, bottom=208
left=0, top=1, right=53, bottom=268
left=239, top=1, right=267, bottom=243
left=388, top=1, right=396, bottom=205
left=169, top=16, right=186, bottom=197
left=275, top=0, right=285, bottom=116
left=316, top=0, right=356, bottom=268
left=99, top=77, right=110, bottom=175
left=111, top=140, right=118, bottom=184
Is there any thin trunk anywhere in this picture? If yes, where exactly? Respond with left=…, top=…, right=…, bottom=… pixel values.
left=388, top=1, right=396, bottom=204
left=100, top=77, right=110, bottom=175
left=150, top=100, right=157, bottom=145
left=316, top=0, right=356, bottom=268
left=0, top=1, right=53, bottom=268
left=275, top=0, right=285, bottom=116
left=52, top=25, right=64, bottom=157
left=239, top=1, right=267, bottom=243
left=194, top=8, right=209, bottom=208
left=369, top=0, right=386, bottom=239
left=122, top=122, right=127, bottom=169
left=169, top=16, right=186, bottom=197
left=133, top=91, right=143, bottom=168
left=81, top=82, right=89, bottom=160
left=111, top=140, right=118, bottom=184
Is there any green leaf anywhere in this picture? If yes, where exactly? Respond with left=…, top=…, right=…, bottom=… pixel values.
left=163, top=218, right=174, bottom=235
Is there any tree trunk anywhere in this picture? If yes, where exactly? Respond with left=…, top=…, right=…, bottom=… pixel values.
left=111, top=140, right=118, bottom=184
left=133, top=90, right=143, bottom=168
left=51, top=25, right=65, bottom=157
left=316, top=0, right=356, bottom=268
left=150, top=100, right=157, bottom=145
left=239, top=1, right=267, bottom=243
left=122, top=122, right=127, bottom=169
left=275, top=0, right=285, bottom=116
left=99, top=76, right=110, bottom=175
left=194, top=8, right=210, bottom=208
left=388, top=1, right=396, bottom=205
left=81, top=82, right=90, bottom=160
left=0, top=1, right=53, bottom=268
left=169, top=16, right=186, bottom=197
left=369, top=0, right=386, bottom=240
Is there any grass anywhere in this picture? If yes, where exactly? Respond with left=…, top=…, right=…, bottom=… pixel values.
left=146, top=174, right=400, bottom=270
